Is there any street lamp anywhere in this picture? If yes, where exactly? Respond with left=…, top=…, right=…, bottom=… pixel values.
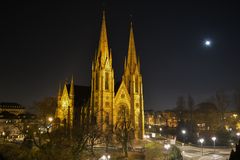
left=233, top=114, right=238, bottom=118
left=164, top=143, right=171, bottom=150
left=199, top=138, right=204, bottom=156
left=181, top=129, right=186, bottom=135
left=181, top=129, right=186, bottom=147
left=164, top=144, right=171, bottom=160
left=236, top=132, right=240, bottom=140
left=159, top=127, right=162, bottom=136
left=47, top=116, right=54, bottom=133
left=100, top=154, right=111, bottom=160
left=211, top=136, right=216, bottom=153
left=2, top=131, right=6, bottom=142
left=48, top=117, right=53, bottom=122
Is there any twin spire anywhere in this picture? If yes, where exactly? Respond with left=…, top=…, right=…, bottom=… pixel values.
left=96, top=11, right=139, bottom=74
left=126, top=22, right=138, bottom=74
left=96, top=11, right=110, bottom=67
left=59, top=12, right=140, bottom=98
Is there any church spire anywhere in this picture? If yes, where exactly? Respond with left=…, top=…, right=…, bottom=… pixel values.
left=97, top=11, right=109, bottom=67
left=70, top=76, right=74, bottom=97
left=126, top=22, right=138, bottom=73
left=58, top=82, right=62, bottom=98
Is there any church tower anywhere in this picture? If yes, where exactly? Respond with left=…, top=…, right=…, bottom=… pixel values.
left=55, top=77, right=75, bottom=135
left=90, top=12, right=115, bottom=131
left=122, top=23, right=144, bottom=139
left=55, top=12, right=145, bottom=140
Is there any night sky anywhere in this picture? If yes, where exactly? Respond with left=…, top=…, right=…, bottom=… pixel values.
left=1, top=1, right=240, bottom=110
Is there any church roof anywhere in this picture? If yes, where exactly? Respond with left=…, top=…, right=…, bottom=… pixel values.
left=114, top=81, right=121, bottom=94
left=0, top=102, right=25, bottom=109
left=66, top=84, right=91, bottom=107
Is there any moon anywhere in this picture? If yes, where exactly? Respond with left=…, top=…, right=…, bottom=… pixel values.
left=204, top=40, right=211, bottom=47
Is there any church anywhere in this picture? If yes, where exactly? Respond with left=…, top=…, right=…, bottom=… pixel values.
left=55, top=12, right=145, bottom=139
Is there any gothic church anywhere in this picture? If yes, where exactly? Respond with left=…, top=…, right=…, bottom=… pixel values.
left=55, top=12, right=144, bottom=139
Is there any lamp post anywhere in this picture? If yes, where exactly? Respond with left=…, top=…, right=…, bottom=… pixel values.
left=211, top=136, right=216, bottom=153
left=164, top=144, right=171, bottom=160
left=48, top=117, right=53, bottom=122
left=100, top=154, right=111, bottom=160
left=2, top=132, right=5, bottom=142
left=159, top=127, right=162, bottom=136
left=199, top=138, right=204, bottom=156
left=47, top=116, right=54, bottom=133
left=233, top=114, right=238, bottom=119
left=181, top=129, right=186, bottom=150
left=181, top=129, right=186, bottom=135
left=236, top=132, right=240, bottom=141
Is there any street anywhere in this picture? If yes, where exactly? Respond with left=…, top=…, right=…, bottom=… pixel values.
left=179, top=145, right=231, bottom=160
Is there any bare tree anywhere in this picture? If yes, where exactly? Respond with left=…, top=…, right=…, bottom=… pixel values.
left=114, top=106, right=134, bottom=157
left=175, top=96, right=186, bottom=120
left=104, top=124, right=113, bottom=153
left=187, top=95, right=194, bottom=127
left=71, top=127, right=89, bottom=159
left=215, top=90, right=229, bottom=122
left=88, top=122, right=102, bottom=155
left=33, top=97, right=57, bottom=119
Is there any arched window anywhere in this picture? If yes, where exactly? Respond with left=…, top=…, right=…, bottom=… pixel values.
left=135, top=77, right=138, bottom=93
left=105, top=72, right=109, bottom=90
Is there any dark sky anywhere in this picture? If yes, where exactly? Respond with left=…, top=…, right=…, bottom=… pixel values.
left=1, top=1, right=240, bottom=110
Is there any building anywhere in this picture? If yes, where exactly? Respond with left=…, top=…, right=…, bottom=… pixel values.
left=145, top=110, right=178, bottom=128
left=144, top=110, right=155, bottom=125
left=55, top=12, right=145, bottom=139
left=55, top=82, right=91, bottom=134
left=0, top=102, right=25, bottom=115
left=0, top=111, right=36, bottom=141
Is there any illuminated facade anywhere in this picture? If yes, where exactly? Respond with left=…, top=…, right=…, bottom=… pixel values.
left=55, top=12, right=144, bottom=139
left=145, top=110, right=178, bottom=128
left=0, top=103, right=25, bottom=115
left=55, top=79, right=91, bottom=134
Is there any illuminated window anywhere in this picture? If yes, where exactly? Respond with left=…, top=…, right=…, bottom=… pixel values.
left=105, top=72, right=109, bottom=90
left=135, top=77, right=138, bottom=93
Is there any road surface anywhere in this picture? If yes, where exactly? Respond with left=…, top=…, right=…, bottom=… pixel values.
left=179, top=145, right=231, bottom=160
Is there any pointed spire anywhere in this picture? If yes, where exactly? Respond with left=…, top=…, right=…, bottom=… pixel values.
left=97, top=11, right=109, bottom=66
left=92, top=61, right=94, bottom=71
left=58, top=82, right=62, bottom=97
left=126, top=22, right=138, bottom=73
left=95, top=49, right=97, bottom=62
left=64, top=78, right=68, bottom=85
left=92, top=50, right=97, bottom=70
left=124, top=56, right=127, bottom=70
left=70, top=76, right=74, bottom=97
left=109, top=48, right=112, bottom=65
